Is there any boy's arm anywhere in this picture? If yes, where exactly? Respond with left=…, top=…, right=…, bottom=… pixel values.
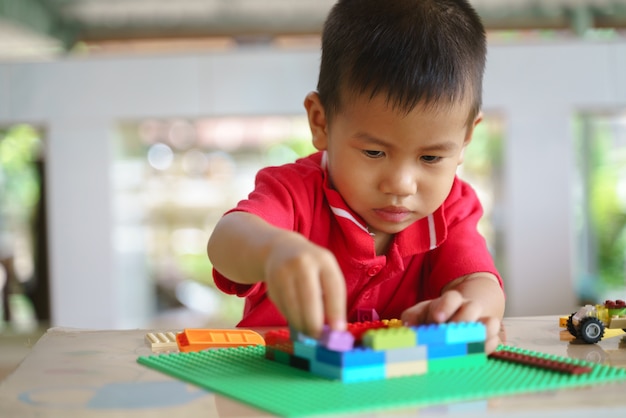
left=208, top=211, right=288, bottom=285
left=207, top=211, right=347, bottom=337
left=441, top=273, right=505, bottom=320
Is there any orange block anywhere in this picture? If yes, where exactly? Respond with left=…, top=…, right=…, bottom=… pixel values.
left=176, top=329, right=265, bottom=352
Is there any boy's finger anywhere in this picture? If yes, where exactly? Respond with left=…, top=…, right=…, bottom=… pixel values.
left=270, top=275, right=303, bottom=333
left=480, top=317, right=501, bottom=339
left=400, top=302, right=428, bottom=325
left=297, top=270, right=325, bottom=338
left=429, top=290, right=464, bottom=323
left=320, top=263, right=347, bottom=332
left=448, top=300, right=481, bottom=322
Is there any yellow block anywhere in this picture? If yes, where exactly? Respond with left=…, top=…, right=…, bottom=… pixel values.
left=386, top=360, right=427, bottom=378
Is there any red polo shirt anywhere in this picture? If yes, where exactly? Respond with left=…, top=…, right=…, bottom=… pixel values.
left=213, top=151, right=502, bottom=327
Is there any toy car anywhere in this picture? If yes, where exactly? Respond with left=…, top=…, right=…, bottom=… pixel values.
left=566, top=300, right=626, bottom=344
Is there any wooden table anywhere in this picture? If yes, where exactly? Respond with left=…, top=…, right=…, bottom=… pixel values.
left=1, top=316, right=625, bottom=417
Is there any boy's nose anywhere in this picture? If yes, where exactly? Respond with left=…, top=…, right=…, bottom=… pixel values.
left=380, top=165, right=417, bottom=196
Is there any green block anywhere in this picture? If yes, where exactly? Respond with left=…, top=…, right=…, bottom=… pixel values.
left=468, top=341, right=485, bottom=354
left=428, top=353, right=487, bottom=372
left=266, top=346, right=290, bottom=365
left=362, top=326, right=417, bottom=350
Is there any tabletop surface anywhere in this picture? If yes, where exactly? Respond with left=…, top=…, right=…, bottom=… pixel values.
left=1, top=315, right=625, bottom=417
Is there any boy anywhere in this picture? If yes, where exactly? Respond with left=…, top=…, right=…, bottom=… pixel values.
left=208, top=0, right=505, bottom=353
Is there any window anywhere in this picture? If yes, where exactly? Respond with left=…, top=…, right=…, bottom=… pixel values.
left=0, top=124, right=45, bottom=332
left=574, top=112, right=626, bottom=302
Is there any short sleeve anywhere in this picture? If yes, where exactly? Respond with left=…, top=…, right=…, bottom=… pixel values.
left=211, top=156, right=321, bottom=296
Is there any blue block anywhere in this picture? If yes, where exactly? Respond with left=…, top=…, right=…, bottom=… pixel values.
left=316, top=346, right=384, bottom=367
left=444, top=322, right=486, bottom=344
left=310, top=360, right=386, bottom=383
left=415, top=322, right=486, bottom=346
left=427, top=342, right=467, bottom=359
left=414, top=324, right=447, bottom=345
left=293, top=341, right=317, bottom=361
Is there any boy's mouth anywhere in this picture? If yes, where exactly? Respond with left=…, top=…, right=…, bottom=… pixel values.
left=373, top=206, right=412, bottom=223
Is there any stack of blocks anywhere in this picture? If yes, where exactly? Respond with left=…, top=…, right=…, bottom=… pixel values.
left=265, top=319, right=487, bottom=383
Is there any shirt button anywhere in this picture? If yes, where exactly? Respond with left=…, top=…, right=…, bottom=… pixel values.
left=367, top=265, right=382, bottom=276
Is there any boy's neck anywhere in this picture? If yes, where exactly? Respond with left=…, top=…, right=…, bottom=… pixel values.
left=373, top=231, right=394, bottom=256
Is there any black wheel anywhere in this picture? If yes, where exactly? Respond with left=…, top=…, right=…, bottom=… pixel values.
left=566, top=313, right=578, bottom=337
left=579, top=317, right=605, bottom=344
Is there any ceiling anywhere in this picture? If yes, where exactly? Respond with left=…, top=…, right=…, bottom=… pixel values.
left=1, top=0, right=626, bottom=60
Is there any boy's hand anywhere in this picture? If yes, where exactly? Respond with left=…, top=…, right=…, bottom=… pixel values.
left=400, top=290, right=501, bottom=353
left=264, top=232, right=347, bottom=339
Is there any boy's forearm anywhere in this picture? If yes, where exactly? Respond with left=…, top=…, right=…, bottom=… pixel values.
left=207, top=211, right=286, bottom=285
left=443, top=273, right=505, bottom=319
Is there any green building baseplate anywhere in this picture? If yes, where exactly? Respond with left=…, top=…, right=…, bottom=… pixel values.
left=137, top=345, right=626, bottom=417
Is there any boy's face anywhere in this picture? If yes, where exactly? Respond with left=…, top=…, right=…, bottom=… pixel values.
left=305, top=91, right=480, bottom=238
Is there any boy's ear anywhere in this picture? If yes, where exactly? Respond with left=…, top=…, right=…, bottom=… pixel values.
left=459, top=112, right=483, bottom=165
left=304, top=91, right=329, bottom=151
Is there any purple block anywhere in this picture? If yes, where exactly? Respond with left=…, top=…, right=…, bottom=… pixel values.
left=319, top=326, right=355, bottom=352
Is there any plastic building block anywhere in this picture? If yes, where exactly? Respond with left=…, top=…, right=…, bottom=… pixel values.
left=609, top=317, right=626, bottom=329
left=347, top=320, right=387, bottom=343
left=176, top=328, right=265, bottom=352
left=293, top=340, right=317, bottom=359
left=289, top=354, right=311, bottom=371
left=265, top=346, right=291, bottom=365
left=311, top=360, right=386, bottom=383
left=264, top=321, right=488, bottom=383
left=605, top=298, right=626, bottom=312
left=319, top=326, right=355, bottom=351
left=384, top=345, right=427, bottom=363
left=442, top=322, right=486, bottom=344
left=489, top=349, right=592, bottom=375
left=468, top=341, right=486, bottom=354
left=429, top=353, right=487, bottom=372
left=386, top=360, right=427, bottom=378
left=316, top=346, right=385, bottom=367
left=426, top=342, right=467, bottom=359
left=265, top=328, right=291, bottom=346
left=145, top=331, right=179, bottom=353
left=415, top=322, right=486, bottom=345
left=138, top=344, right=626, bottom=417
left=357, top=308, right=380, bottom=322
left=414, top=323, right=447, bottom=345
left=264, top=329, right=294, bottom=355
left=362, top=326, right=417, bottom=350
left=382, top=318, right=404, bottom=328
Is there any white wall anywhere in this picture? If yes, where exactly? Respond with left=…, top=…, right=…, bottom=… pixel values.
left=1, top=41, right=625, bottom=328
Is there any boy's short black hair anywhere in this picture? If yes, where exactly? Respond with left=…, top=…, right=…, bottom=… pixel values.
left=317, top=0, right=486, bottom=126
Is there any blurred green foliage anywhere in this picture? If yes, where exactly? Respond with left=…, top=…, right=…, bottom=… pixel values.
left=586, top=121, right=626, bottom=288
left=463, top=120, right=504, bottom=177
left=0, top=125, right=42, bottom=225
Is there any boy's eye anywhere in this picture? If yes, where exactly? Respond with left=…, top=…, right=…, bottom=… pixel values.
left=363, top=150, right=385, bottom=158
left=421, top=155, right=442, bottom=163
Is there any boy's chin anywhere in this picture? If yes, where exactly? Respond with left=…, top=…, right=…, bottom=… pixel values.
left=368, top=223, right=412, bottom=236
